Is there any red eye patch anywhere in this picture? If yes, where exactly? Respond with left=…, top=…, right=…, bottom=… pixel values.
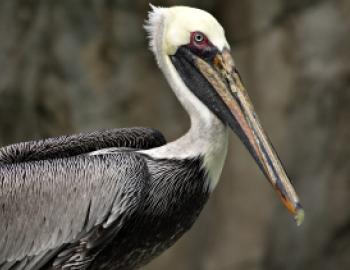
left=187, top=31, right=217, bottom=60
left=190, top=31, right=210, bottom=49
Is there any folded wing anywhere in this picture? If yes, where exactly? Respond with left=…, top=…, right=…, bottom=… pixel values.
left=0, top=146, right=151, bottom=269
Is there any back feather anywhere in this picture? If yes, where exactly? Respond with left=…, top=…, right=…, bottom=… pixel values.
left=0, top=127, right=166, bottom=164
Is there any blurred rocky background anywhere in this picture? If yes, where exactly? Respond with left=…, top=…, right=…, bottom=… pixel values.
left=0, top=0, right=349, bottom=269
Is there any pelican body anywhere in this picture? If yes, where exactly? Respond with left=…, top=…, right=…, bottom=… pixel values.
left=0, top=6, right=303, bottom=270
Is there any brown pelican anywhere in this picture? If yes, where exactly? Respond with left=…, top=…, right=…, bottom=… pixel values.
left=0, top=5, right=304, bottom=270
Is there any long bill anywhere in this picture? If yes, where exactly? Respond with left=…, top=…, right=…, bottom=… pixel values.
left=195, top=49, right=304, bottom=225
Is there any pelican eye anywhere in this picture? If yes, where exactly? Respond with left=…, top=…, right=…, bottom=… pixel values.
left=191, top=31, right=208, bottom=46
left=194, top=33, right=205, bottom=43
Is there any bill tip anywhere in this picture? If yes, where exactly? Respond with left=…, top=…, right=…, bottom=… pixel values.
left=295, top=208, right=305, bottom=226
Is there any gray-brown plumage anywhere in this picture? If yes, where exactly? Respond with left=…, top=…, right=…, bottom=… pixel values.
left=0, top=128, right=169, bottom=270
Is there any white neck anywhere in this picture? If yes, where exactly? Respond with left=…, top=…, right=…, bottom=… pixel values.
left=142, top=8, right=228, bottom=191
left=141, top=51, right=228, bottom=191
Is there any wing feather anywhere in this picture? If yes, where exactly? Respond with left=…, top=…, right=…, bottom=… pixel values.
left=0, top=152, right=148, bottom=268
left=0, top=128, right=166, bottom=164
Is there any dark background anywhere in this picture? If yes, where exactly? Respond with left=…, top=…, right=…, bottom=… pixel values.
left=0, top=0, right=349, bottom=269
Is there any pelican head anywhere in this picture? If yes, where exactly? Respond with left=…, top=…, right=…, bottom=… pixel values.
left=145, top=6, right=304, bottom=225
